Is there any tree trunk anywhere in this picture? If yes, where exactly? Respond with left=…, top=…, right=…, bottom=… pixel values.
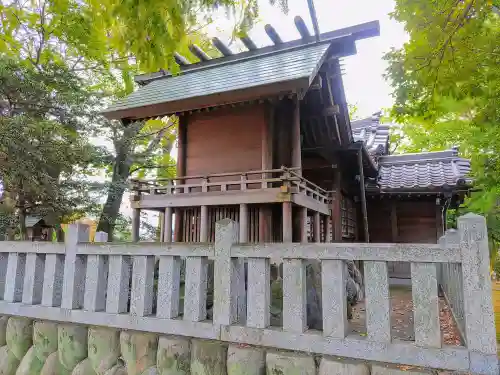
left=97, top=150, right=132, bottom=241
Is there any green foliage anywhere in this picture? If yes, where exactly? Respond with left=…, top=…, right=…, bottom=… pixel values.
left=0, top=0, right=285, bottom=82
left=385, top=1, right=500, bottom=235
left=0, top=57, right=104, bottom=237
left=0, top=0, right=287, bottom=239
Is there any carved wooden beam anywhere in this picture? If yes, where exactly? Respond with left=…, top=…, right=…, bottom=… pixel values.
left=265, top=24, right=283, bottom=45
left=174, top=52, right=190, bottom=66
left=189, top=44, right=211, bottom=61
left=212, top=37, right=233, bottom=56
left=240, top=35, right=257, bottom=50
left=294, top=16, right=311, bottom=38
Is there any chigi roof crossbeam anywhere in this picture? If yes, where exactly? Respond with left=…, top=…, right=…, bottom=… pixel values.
left=103, top=18, right=379, bottom=120
left=133, top=19, right=379, bottom=86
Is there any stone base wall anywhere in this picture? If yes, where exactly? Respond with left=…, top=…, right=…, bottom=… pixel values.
left=0, top=315, right=436, bottom=375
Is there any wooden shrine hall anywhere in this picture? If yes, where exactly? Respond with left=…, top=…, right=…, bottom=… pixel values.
left=103, top=18, right=472, bottom=260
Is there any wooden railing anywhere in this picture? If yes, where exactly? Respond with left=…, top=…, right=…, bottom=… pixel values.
left=287, top=168, right=330, bottom=203
left=0, top=214, right=496, bottom=374
left=130, top=167, right=329, bottom=203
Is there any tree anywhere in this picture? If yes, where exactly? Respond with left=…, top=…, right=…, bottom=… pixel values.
left=0, top=57, right=104, bottom=239
left=385, top=1, right=500, bottom=222
left=0, top=0, right=288, bottom=240
left=96, top=116, right=177, bottom=239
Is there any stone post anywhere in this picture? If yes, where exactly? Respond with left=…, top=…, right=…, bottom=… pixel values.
left=62, top=224, right=89, bottom=310
left=457, top=213, right=498, bottom=374
left=214, top=219, right=245, bottom=326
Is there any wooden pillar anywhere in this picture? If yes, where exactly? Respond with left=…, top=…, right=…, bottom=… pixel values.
left=436, top=201, right=444, bottom=238
left=326, top=212, right=332, bottom=242
left=240, top=204, right=248, bottom=243
left=164, top=207, right=173, bottom=243
left=132, top=208, right=140, bottom=242
left=291, top=95, right=302, bottom=174
left=158, top=211, right=165, bottom=242
left=200, top=205, right=208, bottom=242
left=314, top=212, right=321, bottom=243
left=390, top=201, right=398, bottom=242
left=174, top=115, right=188, bottom=242
left=282, top=202, right=293, bottom=242
left=332, top=170, right=342, bottom=242
left=299, top=207, right=308, bottom=242
left=262, top=103, right=273, bottom=187
left=358, top=150, right=369, bottom=243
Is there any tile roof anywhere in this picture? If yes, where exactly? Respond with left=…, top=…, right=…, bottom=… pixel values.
left=351, top=112, right=391, bottom=157
left=103, top=43, right=329, bottom=117
left=103, top=20, right=380, bottom=119
left=375, top=149, right=472, bottom=191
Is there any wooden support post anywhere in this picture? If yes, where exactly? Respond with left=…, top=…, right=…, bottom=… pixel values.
left=358, top=150, right=369, bottom=242
left=299, top=207, right=308, bottom=242
left=164, top=207, right=173, bottom=242
left=131, top=208, right=140, bottom=242
left=240, top=204, right=248, bottom=243
left=200, top=205, right=208, bottom=242
left=391, top=201, right=398, bottom=242
left=332, top=170, right=342, bottom=242
left=262, top=104, right=272, bottom=188
left=436, top=202, right=444, bottom=239
left=174, top=115, right=188, bottom=242
left=259, top=206, right=268, bottom=242
left=173, top=209, right=182, bottom=242
left=282, top=202, right=293, bottom=242
left=314, top=211, right=321, bottom=243
left=291, top=95, right=302, bottom=175
left=326, top=212, right=332, bottom=242
left=158, top=210, right=165, bottom=242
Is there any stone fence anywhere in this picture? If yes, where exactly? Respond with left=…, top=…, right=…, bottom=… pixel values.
left=0, top=213, right=496, bottom=374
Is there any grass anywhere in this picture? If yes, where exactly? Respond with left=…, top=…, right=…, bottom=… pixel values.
left=493, top=284, right=500, bottom=353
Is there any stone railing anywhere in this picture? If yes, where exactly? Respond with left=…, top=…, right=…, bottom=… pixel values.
left=439, top=229, right=466, bottom=343
left=0, top=213, right=496, bottom=375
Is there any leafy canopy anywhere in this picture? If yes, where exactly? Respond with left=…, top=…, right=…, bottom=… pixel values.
left=0, top=0, right=287, bottom=77
left=385, top=1, right=500, bottom=217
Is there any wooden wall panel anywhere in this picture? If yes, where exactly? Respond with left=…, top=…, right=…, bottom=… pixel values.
left=366, top=200, right=392, bottom=243
left=366, top=200, right=439, bottom=244
left=186, top=104, right=265, bottom=176
left=396, top=201, right=438, bottom=243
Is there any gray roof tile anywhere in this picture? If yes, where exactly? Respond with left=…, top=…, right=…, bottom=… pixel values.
left=351, top=112, right=391, bottom=156
left=103, top=43, right=330, bottom=116
left=376, top=149, right=472, bottom=191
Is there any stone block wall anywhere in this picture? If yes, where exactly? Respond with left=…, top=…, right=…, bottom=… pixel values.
left=0, top=315, right=434, bottom=375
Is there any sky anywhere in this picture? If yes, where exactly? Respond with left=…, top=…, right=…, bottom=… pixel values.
left=124, top=0, right=409, bottom=228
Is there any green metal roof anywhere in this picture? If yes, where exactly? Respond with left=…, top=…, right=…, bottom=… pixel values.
left=103, top=43, right=330, bottom=119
